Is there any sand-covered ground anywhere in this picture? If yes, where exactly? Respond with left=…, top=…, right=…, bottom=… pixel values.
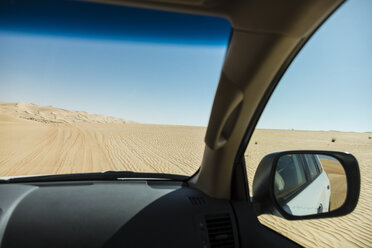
left=246, top=129, right=372, bottom=247
left=320, top=158, right=347, bottom=211
left=1, top=102, right=371, bottom=247
left=0, top=103, right=205, bottom=176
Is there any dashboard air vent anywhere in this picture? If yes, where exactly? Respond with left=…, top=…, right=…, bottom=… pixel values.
left=205, top=213, right=235, bottom=248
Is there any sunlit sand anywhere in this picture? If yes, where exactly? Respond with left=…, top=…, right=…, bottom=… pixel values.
left=1, top=102, right=371, bottom=247
left=246, top=129, right=372, bottom=247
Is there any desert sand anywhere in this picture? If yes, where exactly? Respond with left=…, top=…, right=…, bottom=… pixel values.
left=0, top=102, right=130, bottom=124
left=320, top=158, right=347, bottom=211
left=0, top=102, right=205, bottom=176
left=1, top=102, right=371, bottom=247
left=246, top=129, right=372, bottom=248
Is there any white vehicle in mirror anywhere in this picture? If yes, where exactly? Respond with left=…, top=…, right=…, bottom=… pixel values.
left=274, top=154, right=331, bottom=216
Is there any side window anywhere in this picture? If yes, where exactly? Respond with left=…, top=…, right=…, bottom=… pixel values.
left=245, top=1, right=371, bottom=247
left=275, top=155, right=307, bottom=200
left=313, top=155, right=323, bottom=173
left=303, top=154, right=319, bottom=180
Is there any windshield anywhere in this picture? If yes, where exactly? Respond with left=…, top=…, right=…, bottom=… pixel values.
left=0, top=0, right=231, bottom=178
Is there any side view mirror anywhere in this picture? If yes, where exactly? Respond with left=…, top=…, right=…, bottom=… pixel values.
left=251, top=150, right=360, bottom=220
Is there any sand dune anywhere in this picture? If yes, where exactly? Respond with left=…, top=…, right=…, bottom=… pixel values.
left=0, top=103, right=371, bottom=247
left=0, top=102, right=130, bottom=124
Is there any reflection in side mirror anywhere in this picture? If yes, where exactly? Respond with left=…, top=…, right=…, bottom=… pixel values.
left=274, top=154, right=346, bottom=216
left=252, top=150, right=359, bottom=220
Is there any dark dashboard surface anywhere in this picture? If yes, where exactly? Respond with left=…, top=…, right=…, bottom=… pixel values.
left=0, top=180, right=239, bottom=248
left=0, top=180, right=300, bottom=248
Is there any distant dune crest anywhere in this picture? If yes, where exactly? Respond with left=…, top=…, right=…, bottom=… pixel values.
left=0, top=102, right=129, bottom=124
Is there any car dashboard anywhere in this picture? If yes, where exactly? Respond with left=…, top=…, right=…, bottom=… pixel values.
left=0, top=180, right=241, bottom=248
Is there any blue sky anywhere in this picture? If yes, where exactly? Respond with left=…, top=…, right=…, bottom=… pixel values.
left=0, top=33, right=227, bottom=125
left=256, top=0, right=372, bottom=132
left=0, top=0, right=230, bottom=126
left=0, top=0, right=371, bottom=132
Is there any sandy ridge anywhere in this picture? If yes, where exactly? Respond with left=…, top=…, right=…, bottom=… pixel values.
left=0, top=102, right=129, bottom=124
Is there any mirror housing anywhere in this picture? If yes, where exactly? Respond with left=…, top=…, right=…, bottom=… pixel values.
left=251, top=150, right=360, bottom=220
